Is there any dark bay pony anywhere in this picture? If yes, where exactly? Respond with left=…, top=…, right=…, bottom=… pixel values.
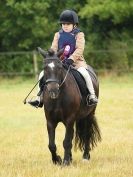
left=37, top=47, right=101, bottom=165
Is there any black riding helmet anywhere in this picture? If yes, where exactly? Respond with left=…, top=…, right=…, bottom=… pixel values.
left=59, top=10, right=79, bottom=25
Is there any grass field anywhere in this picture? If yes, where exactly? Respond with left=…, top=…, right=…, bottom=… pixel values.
left=0, top=74, right=133, bottom=177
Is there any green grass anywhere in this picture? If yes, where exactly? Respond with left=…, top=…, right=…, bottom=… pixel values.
left=0, top=74, right=133, bottom=177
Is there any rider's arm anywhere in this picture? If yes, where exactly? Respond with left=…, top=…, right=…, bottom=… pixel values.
left=69, top=32, right=85, bottom=62
left=51, top=32, right=59, bottom=53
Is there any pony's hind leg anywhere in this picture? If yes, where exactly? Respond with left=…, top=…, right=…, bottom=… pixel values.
left=75, top=114, right=101, bottom=161
left=47, top=120, right=62, bottom=165
left=82, top=135, right=91, bottom=160
left=76, top=116, right=91, bottom=160
left=83, top=114, right=101, bottom=160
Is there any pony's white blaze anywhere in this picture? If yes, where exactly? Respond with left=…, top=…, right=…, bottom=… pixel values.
left=48, top=62, right=55, bottom=70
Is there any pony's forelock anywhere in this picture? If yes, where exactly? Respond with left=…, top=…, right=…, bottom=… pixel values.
left=47, top=48, right=55, bottom=56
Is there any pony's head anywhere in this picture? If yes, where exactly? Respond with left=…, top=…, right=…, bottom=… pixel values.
left=37, top=47, right=64, bottom=99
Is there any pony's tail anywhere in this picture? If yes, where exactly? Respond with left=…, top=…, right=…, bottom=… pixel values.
left=74, top=114, right=101, bottom=151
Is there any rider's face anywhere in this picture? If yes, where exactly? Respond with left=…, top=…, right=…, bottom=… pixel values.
left=62, top=23, right=73, bottom=32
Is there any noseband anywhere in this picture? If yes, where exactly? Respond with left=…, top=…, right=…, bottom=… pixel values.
left=45, top=78, right=59, bottom=84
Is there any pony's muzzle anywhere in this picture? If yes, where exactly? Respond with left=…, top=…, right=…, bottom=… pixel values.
left=46, top=82, right=60, bottom=99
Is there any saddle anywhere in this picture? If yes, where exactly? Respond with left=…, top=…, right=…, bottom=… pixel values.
left=69, top=65, right=98, bottom=105
left=69, top=67, right=88, bottom=105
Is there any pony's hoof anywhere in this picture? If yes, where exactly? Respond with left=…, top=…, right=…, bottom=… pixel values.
left=83, top=153, right=90, bottom=160
left=52, top=155, right=62, bottom=165
left=82, top=159, right=89, bottom=163
left=57, top=155, right=62, bottom=165
left=63, top=159, right=71, bottom=166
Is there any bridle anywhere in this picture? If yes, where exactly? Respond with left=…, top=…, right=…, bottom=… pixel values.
left=45, top=61, right=71, bottom=88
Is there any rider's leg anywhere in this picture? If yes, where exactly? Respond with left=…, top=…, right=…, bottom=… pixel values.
left=77, top=67, right=98, bottom=105
left=28, top=71, right=44, bottom=108
left=37, top=70, right=44, bottom=96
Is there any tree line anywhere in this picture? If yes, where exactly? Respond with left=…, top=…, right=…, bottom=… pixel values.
left=0, top=0, right=133, bottom=73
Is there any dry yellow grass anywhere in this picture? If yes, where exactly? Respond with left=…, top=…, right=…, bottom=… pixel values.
left=0, top=75, right=133, bottom=177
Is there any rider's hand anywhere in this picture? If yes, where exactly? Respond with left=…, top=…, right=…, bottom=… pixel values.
left=65, top=59, right=74, bottom=66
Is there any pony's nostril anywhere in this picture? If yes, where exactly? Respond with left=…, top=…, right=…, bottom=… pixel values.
left=49, top=91, right=59, bottom=99
left=57, top=84, right=59, bottom=90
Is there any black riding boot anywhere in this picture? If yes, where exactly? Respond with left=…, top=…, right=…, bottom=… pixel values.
left=28, top=77, right=45, bottom=108
left=28, top=100, right=43, bottom=108
left=28, top=90, right=43, bottom=108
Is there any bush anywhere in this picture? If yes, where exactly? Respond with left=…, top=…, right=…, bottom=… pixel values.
left=107, top=40, right=129, bottom=71
left=0, top=53, right=33, bottom=73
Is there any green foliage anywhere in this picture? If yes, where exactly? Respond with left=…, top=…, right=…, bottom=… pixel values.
left=0, top=0, right=51, bottom=51
left=80, top=0, right=133, bottom=24
left=79, top=0, right=133, bottom=69
left=0, top=0, right=133, bottom=72
left=0, top=53, right=33, bottom=73
left=107, top=40, right=129, bottom=71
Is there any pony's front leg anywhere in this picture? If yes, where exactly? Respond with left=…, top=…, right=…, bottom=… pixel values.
left=47, top=121, right=62, bottom=165
left=63, top=122, right=74, bottom=165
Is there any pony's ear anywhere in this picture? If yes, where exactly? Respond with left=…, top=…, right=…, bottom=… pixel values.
left=36, top=47, right=47, bottom=58
left=56, top=48, right=64, bottom=58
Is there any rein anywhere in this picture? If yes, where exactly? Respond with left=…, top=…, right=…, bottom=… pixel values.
left=59, top=65, right=71, bottom=88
